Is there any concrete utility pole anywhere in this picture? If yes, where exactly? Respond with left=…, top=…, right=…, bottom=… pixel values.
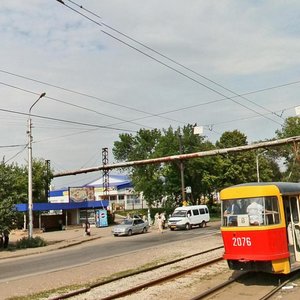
left=28, top=92, right=46, bottom=239
left=256, top=150, right=267, bottom=182
left=178, top=134, right=185, bottom=203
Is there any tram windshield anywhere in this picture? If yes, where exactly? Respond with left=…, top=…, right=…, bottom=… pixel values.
left=222, top=196, right=280, bottom=227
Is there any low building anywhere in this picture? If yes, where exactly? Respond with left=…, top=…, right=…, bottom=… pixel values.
left=15, top=200, right=109, bottom=230
left=16, top=175, right=148, bottom=230
left=49, top=174, right=147, bottom=215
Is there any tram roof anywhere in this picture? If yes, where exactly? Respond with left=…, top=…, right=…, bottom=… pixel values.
left=232, top=182, right=300, bottom=195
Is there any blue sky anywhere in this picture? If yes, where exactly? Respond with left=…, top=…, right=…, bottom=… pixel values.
left=1, top=0, right=300, bottom=188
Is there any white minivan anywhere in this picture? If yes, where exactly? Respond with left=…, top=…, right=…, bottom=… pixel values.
left=168, top=205, right=210, bottom=230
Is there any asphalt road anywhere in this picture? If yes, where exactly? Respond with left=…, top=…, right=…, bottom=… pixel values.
left=0, top=223, right=221, bottom=283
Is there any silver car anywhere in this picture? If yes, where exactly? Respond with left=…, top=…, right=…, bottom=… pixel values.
left=112, top=218, right=149, bottom=236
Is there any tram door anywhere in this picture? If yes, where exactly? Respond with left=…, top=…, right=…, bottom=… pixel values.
left=287, top=196, right=300, bottom=261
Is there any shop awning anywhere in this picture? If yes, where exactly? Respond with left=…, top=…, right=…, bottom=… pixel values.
left=15, top=200, right=109, bottom=212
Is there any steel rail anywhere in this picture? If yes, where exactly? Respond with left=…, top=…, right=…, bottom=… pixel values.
left=191, top=270, right=300, bottom=300
left=190, top=272, right=249, bottom=300
left=49, top=246, right=224, bottom=300
left=259, top=270, right=300, bottom=300
left=100, top=257, right=223, bottom=300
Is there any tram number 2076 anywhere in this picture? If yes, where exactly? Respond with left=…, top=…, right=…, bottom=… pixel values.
left=232, top=237, right=252, bottom=247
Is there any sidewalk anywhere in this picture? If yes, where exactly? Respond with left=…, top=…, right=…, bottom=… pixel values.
left=0, top=225, right=113, bottom=260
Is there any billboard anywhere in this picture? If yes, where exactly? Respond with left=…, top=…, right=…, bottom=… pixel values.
left=69, top=187, right=95, bottom=203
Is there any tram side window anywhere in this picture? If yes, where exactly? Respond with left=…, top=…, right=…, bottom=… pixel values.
left=290, top=197, right=299, bottom=223
left=264, top=196, right=280, bottom=225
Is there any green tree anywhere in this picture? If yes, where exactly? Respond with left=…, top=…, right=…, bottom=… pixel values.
left=0, top=198, right=18, bottom=247
left=216, top=130, right=252, bottom=187
left=0, top=159, right=27, bottom=204
left=0, top=158, right=53, bottom=245
left=216, top=130, right=281, bottom=186
left=0, top=160, right=23, bottom=246
left=113, top=125, right=217, bottom=207
left=157, top=125, right=217, bottom=205
left=31, top=159, right=53, bottom=203
left=113, top=129, right=163, bottom=207
left=275, top=117, right=300, bottom=181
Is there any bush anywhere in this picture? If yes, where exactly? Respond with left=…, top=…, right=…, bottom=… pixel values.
left=16, top=236, right=47, bottom=249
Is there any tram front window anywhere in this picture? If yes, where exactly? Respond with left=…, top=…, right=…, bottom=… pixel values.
left=222, top=196, right=280, bottom=227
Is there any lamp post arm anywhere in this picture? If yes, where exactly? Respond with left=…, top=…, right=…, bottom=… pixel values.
left=29, top=93, right=46, bottom=115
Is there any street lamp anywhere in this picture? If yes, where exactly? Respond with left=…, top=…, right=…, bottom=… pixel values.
left=27, top=92, right=46, bottom=238
left=256, top=150, right=267, bottom=183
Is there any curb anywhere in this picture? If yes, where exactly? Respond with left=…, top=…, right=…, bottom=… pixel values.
left=0, top=235, right=103, bottom=261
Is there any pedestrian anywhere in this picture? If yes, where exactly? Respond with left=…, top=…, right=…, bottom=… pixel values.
left=84, top=222, right=91, bottom=236
left=154, top=212, right=159, bottom=228
left=3, top=229, right=9, bottom=248
left=160, top=212, right=166, bottom=229
left=157, top=215, right=163, bottom=233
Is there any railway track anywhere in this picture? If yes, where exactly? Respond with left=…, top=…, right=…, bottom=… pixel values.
left=48, top=245, right=300, bottom=300
left=191, top=269, right=300, bottom=300
left=49, top=246, right=224, bottom=300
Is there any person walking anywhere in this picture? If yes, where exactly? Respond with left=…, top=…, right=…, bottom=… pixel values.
left=160, top=212, right=166, bottom=229
left=157, top=215, right=163, bottom=233
left=154, top=212, right=159, bottom=228
left=84, top=221, right=91, bottom=236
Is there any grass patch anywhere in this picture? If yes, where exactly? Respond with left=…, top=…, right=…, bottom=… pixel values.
left=7, top=284, right=86, bottom=300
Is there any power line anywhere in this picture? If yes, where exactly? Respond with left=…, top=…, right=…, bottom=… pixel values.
left=0, top=80, right=155, bottom=130
left=57, top=0, right=283, bottom=126
left=66, top=0, right=284, bottom=121
left=1, top=68, right=299, bottom=138
left=0, top=143, right=27, bottom=148
left=0, top=107, right=137, bottom=133
left=4, top=144, right=28, bottom=164
left=1, top=67, right=299, bottom=128
left=0, top=69, right=183, bottom=126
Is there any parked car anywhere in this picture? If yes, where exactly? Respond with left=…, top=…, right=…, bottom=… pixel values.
left=112, top=218, right=149, bottom=236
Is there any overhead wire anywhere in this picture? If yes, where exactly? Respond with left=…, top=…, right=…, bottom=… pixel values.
left=4, top=144, right=28, bottom=164
left=1, top=68, right=299, bottom=129
left=0, top=80, right=155, bottom=130
left=66, top=0, right=284, bottom=121
left=57, top=0, right=283, bottom=127
left=0, top=69, right=184, bottom=126
left=0, top=107, right=137, bottom=133
left=1, top=68, right=299, bottom=140
left=2, top=66, right=300, bottom=141
left=0, top=143, right=27, bottom=148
